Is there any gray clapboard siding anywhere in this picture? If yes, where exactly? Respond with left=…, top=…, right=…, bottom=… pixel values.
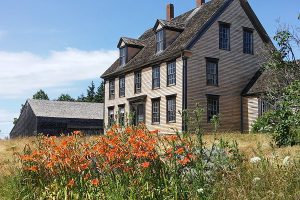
left=187, top=0, right=266, bottom=131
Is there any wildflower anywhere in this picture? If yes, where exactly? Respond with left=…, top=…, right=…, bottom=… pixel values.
left=175, top=147, right=185, bottom=155
left=250, top=156, right=261, bottom=163
left=140, top=162, right=150, bottom=168
left=73, top=131, right=81, bottom=135
left=283, top=156, right=290, bottom=166
left=252, top=177, right=261, bottom=183
left=68, top=179, right=75, bottom=187
left=179, top=156, right=191, bottom=166
left=27, top=166, right=38, bottom=172
left=197, top=188, right=204, bottom=194
left=91, top=178, right=100, bottom=186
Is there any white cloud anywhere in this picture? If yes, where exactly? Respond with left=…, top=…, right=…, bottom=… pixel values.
left=0, top=48, right=118, bottom=99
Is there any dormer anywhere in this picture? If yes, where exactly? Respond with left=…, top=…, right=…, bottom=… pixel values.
left=153, top=4, right=185, bottom=54
left=117, top=37, right=144, bottom=67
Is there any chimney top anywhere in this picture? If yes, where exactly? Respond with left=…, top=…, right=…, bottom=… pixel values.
left=196, top=0, right=205, bottom=7
left=166, top=4, right=174, bottom=21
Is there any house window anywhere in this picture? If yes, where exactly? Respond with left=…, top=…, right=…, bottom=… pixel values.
left=108, top=107, right=115, bottom=127
left=167, top=61, right=176, bottom=86
left=152, top=98, right=160, bottom=124
left=243, top=28, right=254, bottom=54
left=134, top=71, right=142, bottom=94
left=207, top=95, right=220, bottom=122
left=258, top=99, right=270, bottom=116
left=219, top=22, right=230, bottom=50
left=109, top=80, right=115, bottom=100
left=206, top=58, right=218, bottom=86
left=152, top=66, right=160, bottom=89
left=120, top=47, right=127, bottom=66
left=167, top=96, right=176, bottom=123
left=156, top=29, right=164, bottom=53
left=118, top=105, right=125, bottom=126
left=119, top=76, right=125, bottom=97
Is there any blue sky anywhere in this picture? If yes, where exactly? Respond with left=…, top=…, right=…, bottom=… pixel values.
left=0, top=0, right=299, bottom=138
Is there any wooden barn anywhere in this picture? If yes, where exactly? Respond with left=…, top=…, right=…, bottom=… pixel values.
left=10, top=99, right=104, bottom=138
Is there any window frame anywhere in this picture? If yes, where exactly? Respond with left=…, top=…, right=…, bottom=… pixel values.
left=156, top=29, right=165, bottom=53
left=109, top=79, right=115, bottom=100
left=134, top=71, right=142, bottom=94
left=119, top=47, right=127, bottom=66
left=243, top=27, right=254, bottom=55
left=151, top=98, right=160, bottom=124
left=219, top=22, right=231, bottom=51
left=167, top=61, right=176, bottom=86
left=152, top=66, right=160, bottom=89
left=108, top=107, right=115, bottom=127
left=166, top=95, right=176, bottom=123
left=258, top=99, right=270, bottom=117
left=206, top=58, right=219, bottom=86
left=118, top=105, right=125, bottom=127
left=206, top=94, right=220, bottom=123
left=119, top=76, right=125, bottom=98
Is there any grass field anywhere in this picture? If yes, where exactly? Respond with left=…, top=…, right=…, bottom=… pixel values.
left=0, top=133, right=300, bottom=199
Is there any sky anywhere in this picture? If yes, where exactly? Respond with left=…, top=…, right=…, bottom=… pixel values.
left=0, top=0, right=299, bottom=139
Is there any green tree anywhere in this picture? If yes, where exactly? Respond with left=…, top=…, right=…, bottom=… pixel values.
left=94, top=81, right=104, bottom=103
left=57, top=94, right=75, bottom=102
left=33, top=89, right=49, bottom=100
left=77, top=94, right=86, bottom=102
left=86, top=81, right=96, bottom=102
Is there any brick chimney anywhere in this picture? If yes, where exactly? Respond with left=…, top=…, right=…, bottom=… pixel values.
left=166, top=4, right=174, bottom=21
left=196, top=0, right=205, bottom=7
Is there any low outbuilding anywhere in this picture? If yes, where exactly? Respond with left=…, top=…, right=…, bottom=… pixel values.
left=10, top=99, right=104, bottom=138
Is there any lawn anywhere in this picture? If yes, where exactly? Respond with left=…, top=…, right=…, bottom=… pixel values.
left=0, top=132, right=300, bottom=199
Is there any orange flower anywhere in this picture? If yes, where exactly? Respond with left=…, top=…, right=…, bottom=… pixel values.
left=68, top=179, right=75, bottom=187
left=140, top=162, right=150, bottom=168
left=84, top=173, right=91, bottom=180
left=27, top=166, right=38, bottom=172
left=91, top=178, right=100, bottom=186
left=178, top=156, right=191, bottom=166
left=175, top=147, right=185, bottom=155
left=73, top=131, right=81, bottom=135
left=80, top=163, right=89, bottom=170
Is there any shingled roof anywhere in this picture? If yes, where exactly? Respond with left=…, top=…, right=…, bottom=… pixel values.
left=27, top=99, right=103, bottom=120
left=101, top=0, right=271, bottom=79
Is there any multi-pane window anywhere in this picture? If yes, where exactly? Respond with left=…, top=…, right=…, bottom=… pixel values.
left=167, top=96, right=176, bottom=123
left=134, top=71, right=142, bottom=94
left=206, top=58, right=218, bottom=86
left=152, top=66, right=160, bottom=89
left=119, top=76, right=125, bottom=97
left=258, top=99, right=270, bottom=116
left=120, top=47, right=127, bottom=66
left=219, top=22, right=230, bottom=50
left=156, top=29, right=164, bottom=53
left=152, top=99, right=160, bottom=124
left=167, top=62, right=176, bottom=86
left=243, top=28, right=254, bottom=54
left=118, top=105, right=125, bottom=126
left=207, top=95, right=220, bottom=122
left=108, top=107, right=114, bottom=127
left=109, top=80, right=115, bottom=100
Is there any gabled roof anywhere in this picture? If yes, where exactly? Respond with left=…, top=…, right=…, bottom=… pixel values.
left=27, top=99, right=103, bottom=120
left=153, top=19, right=185, bottom=32
left=101, top=0, right=271, bottom=79
left=117, top=37, right=145, bottom=48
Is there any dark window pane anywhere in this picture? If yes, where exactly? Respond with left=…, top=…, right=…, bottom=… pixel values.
left=119, top=106, right=125, bottom=126
left=152, top=66, right=160, bottom=89
left=108, top=108, right=114, bottom=127
left=109, top=80, right=115, bottom=100
left=134, top=71, right=142, bottom=93
left=167, top=62, right=176, bottom=86
left=156, top=30, right=164, bottom=53
left=206, top=59, right=218, bottom=86
left=243, top=29, right=253, bottom=54
left=119, top=76, right=125, bottom=97
left=207, top=95, right=219, bottom=122
left=219, top=23, right=230, bottom=50
left=120, top=47, right=126, bottom=66
left=152, top=100, right=160, bottom=123
left=167, top=97, right=176, bottom=122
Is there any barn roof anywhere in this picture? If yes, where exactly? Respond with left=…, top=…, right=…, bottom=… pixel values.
left=27, top=99, right=103, bottom=120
